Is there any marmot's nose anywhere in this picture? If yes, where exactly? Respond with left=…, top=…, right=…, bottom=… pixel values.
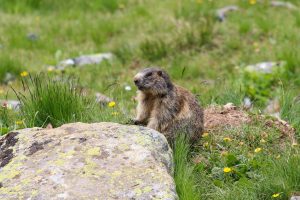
left=134, top=79, right=140, bottom=85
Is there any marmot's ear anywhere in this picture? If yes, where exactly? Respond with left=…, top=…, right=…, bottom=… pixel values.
left=157, top=71, right=163, bottom=76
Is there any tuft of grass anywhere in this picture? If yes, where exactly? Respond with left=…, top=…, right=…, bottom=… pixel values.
left=254, top=154, right=300, bottom=200
left=15, top=74, right=96, bottom=128
left=174, top=134, right=201, bottom=200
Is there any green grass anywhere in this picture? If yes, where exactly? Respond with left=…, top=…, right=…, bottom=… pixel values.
left=174, top=119, right=299, bottom=200
left=15, top=74, right=96, bottom=127
left=0, top=0, right=300, bottom=199
left=209, top=152, right=300, bottom=200
left=173, top=134, right=201, bottom=200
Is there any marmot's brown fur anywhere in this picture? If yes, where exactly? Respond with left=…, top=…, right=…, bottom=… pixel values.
left=133, top=67, right=204, bottom=143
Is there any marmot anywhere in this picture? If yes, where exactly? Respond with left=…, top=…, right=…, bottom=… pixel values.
left=133, top=67, right=204, bottom=143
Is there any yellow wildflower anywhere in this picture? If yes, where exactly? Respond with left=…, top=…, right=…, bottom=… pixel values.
left=223, top=167, right=232, bottom=173
left=260, top=139, right=266, bottom=143
left=202, top=132, right=209, bottom=138
left=47, top=66, right=55, bottom=72
left=292, top=142, right=298, bottom=147
left=249, top=0, right=256, bottom=5
left=254, top=147, right=262, bottom=153
left=108, top=101, right=116, bottom=107
left=203, top=142, right=209, bottom=147
left=223, top=137, right=232, bottom=142
left=272, top=193, right=280, bottom=198
left=20, top=71, right=29, bottom=77
left=16, top=120, right=23, bottom=125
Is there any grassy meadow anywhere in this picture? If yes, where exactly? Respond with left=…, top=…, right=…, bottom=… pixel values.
left=0, top=0, right=300, bottom=199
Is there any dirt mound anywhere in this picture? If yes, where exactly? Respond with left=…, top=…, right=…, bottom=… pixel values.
left=204, top=103, right=250, bottom=130
left=204, top=103, right=296, bottom=144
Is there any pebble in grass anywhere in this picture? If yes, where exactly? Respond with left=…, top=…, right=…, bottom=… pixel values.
left=95, top=92, right=114, bottom=105
left=216, top=5, right=239, bottom=22
left=244, top=61, right=285, bottom=74
left=27, top=33, right=39, bottom=41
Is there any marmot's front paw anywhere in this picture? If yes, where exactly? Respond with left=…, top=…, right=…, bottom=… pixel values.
left=133, top=119, right=142, bottom=125
left=125, top=118, right=144, bottom=125
left=132, top=119, right=147, bottom=126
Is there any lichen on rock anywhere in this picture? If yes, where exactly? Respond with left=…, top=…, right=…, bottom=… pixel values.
left=0, top=122, right=177, bottom=200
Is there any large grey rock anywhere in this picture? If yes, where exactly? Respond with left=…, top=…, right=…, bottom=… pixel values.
left=0, top=122, right=177, bottom=200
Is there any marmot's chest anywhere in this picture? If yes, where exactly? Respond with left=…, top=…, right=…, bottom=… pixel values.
left=147, top=94, right=189, bottom=117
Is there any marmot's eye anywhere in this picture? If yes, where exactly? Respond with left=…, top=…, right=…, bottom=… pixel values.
left=145, top=72, right=152, bottom=77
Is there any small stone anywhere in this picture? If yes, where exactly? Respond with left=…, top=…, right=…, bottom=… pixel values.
left=27, top=33, right=39, bottom=41
left=3, top=73, right=15, bottom=84
left=216, top=5, right=239, bottom=22
left=56, top=53, right=113, bottom=70
left=264, top=98, right=280, bottom=118
left=271, top=1, right=297, bottom=10
left=243, top=97, right=252, bottom=109
left=245, top=61, right=285, bottom=74
left=223, top=103, right=236, bottom=110
left=73, top=53, right=113, bottom=66
left=95, top=92, right=113, bottom=105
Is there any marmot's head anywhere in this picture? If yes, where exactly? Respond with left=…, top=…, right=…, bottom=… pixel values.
left=134, top=67, right=173, bottom=95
